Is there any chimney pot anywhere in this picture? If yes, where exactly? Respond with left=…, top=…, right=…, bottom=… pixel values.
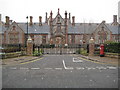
left=72, top=16, right=75, bottom=26
left=5, top=16, right=10, bottom=26
left=39, top=16, right=42, bottom=26
left=29, top=16, right=33, bottom=26
left=45, top=12, right=48, bottom=23
left=113, top=15, right=117, bottom=22
left=0, top=14, right=1, bottom=21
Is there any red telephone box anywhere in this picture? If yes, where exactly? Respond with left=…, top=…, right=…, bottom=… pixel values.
left=100, top=44, right=104, bottom=57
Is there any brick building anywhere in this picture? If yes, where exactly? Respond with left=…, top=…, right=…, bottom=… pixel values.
left=0, top=9, right=119, bottom=46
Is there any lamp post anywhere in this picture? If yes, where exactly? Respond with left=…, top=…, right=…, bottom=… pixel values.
left=65, top=43, right=68, bottom=54
left=26, top=16, right=28, bottom=46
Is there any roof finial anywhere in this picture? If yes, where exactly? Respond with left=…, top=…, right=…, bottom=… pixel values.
left=58, top=8, right=60, bottom=14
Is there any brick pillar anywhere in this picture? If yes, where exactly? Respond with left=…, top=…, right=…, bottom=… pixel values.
left=27, top=36, right=33, bottom=55
left=89, top=37, right=95, bottom=56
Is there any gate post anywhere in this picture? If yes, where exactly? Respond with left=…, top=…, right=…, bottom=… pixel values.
left=27, top=36, right=33, bottom=55
left=89, top=37, right=95, bottom=56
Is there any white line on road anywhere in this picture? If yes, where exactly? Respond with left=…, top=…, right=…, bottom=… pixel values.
left=62, top=60, right=74, bottom=70
left=76, top=67, right=85, bottom=70
left=10, top=67, right=17, bottom=69
left=20, top=67, right=29, bottom=70
left=96, top=66, right=107, bottom=70
left=55, top=68, right=62, bottom=70
left=31, top=68, right=40, bottom=70
left=73, top=57, right=83, bottom=63
left=107, top=66, right=117, bottom=70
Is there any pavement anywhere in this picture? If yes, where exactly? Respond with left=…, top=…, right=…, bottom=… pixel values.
left=2, top=55, right=43, bottom=66
left=79, top=55, right=118, bottom=66
left=1, top=54, right=118, bottom=66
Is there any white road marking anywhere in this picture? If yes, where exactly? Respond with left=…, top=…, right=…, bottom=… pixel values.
left=73, top=57, right=83, bottom=63
left=96, top=66, right=107, bottom=70
left=62, top=60, right=74, bottom=70
left=87, top=67, right=96, bottom=70
left=55, top=68, right=62, bottom=70
left=31, top=68, right=40, bottom=70
left=20, top=67, right=29, bottom=70
left=76, top=67, right=85, bottom=70
left=107, top=66, right=117, bottom=70
left=10, top=67, right=17, bottom=69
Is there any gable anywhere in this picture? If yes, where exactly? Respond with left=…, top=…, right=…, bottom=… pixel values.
left=93, top=21, right=112, bottom=34
left=6, top=22, right=24, bottom=33
left=52, top=14, right=65, bottom=25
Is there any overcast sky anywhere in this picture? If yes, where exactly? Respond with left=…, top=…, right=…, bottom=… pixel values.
left=0, top=0, right=120, bottom=23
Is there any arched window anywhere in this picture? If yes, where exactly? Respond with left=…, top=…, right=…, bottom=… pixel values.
left=98, top=27, right=108, bottom=43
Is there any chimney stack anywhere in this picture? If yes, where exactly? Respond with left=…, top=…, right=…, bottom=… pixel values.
left=111, top=15, right=119, bottom=26
left=50, top=11, right=53, bottom=21
left=69, top=13, right=71, bottom=21
left=58, top=8, right=60, bottom=14
left=65, top=11, right=67, bottom=24
left=29, top=16, right=33, bottom=26
left=5, top=16, right=10, bottom=26
left=72, top=16, right=75, bottom=26
left=113, top=15, right=117, bottom=23
left=39, top=16, right=42, bottom=26
left=45, top=12, right=48, bottom=23
left=0, top=14, right=1, bottom=21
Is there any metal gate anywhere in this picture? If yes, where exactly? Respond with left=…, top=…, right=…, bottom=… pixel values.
left=33, top=44, right=88, bottom=55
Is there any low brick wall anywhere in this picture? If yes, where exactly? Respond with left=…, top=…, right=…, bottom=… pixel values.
left=1, top=51, right=26, bottom=59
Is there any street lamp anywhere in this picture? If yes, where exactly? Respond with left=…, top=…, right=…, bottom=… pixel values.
left=26, top=16, right=28, bottom=46
left=65, top=43, right=68, bottom=54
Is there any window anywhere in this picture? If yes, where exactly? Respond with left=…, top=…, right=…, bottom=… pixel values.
left=42, top=36, right=46, bottom=44
left=71, top=35, right=75, bottom=44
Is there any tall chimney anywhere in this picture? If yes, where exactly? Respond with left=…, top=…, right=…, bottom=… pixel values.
left=50, top=11, right=53, bottom=22
left=65, top=11, right=67, bottom=24
left=69, top=13, right=71, bottom=21
left=111, top=15, right=118, bottom=26
left=29, top=16, right=33, bottom=26
left=113, top=15, right=117, bottom=23
left=5, top=16, right=10, bottom=26
left=0, top=14, right=1, bottom=21
left=58, top=8, right=60, bottom=14
left=72, top=16, right=75, bottom=26
left=39, top=16, right=42, bottom=26
left=45, top=12, right=48, bottom=23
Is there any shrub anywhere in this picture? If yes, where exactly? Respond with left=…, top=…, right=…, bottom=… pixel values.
left=104, top=42, right=120, bottom=53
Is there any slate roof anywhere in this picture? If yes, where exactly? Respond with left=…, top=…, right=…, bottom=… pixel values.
left=107, top=25, right=119, bottom=34
left=0, top=22, right=119, bottom=35
left=18, top=23, right=50, bottom=34
left=68, top=23, right=99, bottom=34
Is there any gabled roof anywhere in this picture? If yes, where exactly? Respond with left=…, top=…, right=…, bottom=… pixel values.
left=68, top=23, right=99, bottom=34
left=107, top=25, right=119, bottom=34
left=18, top=23, right=50, bottom=34
left=0, top=21, right=119, bottom=35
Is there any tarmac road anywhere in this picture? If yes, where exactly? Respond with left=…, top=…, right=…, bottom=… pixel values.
left=2, top=54, right=118, bottom=88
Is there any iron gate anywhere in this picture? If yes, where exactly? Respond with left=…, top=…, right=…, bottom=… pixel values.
left=33, top=44, right=89, bottom=55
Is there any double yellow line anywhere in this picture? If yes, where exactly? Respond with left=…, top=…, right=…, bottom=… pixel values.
left=20, top=57, right=43, bottom=65
left=78, top=57, right=117, bottom=65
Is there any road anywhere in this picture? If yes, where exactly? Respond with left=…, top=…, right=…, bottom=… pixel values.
left=2, top=54, right=118, bottom=88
